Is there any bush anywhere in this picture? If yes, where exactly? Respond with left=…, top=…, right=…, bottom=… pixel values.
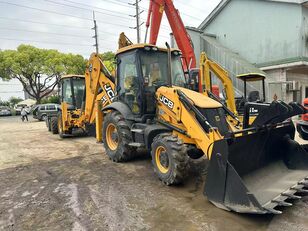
left=41, top=95, right=60, bottom=104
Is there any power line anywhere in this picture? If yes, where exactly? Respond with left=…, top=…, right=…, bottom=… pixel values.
left=0, top=17, right=91, bottom=30
left=55, top=0, right=134, bottom=19
left=0, top=1, right=170, bottom=34
left=0, top=17, right=121, bottom=37
left=60, top=0, right=196, bottom=29
left=0, top=27, right=91, bottom=38
left=44, top=0, right=134, bottom=21
left=102, top=0, right=136, bottom=9
left=0, top=37, right=117, bottom=52
left=0, top=37, right=91, bottom=47
left=0, top=1, right=92, bottom=21
left=0, top=1, right=131, bottom=28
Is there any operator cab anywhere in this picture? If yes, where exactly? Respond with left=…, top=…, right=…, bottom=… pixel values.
left=116, top=44, right=186, bottom=116
left=236, top=73, right=266, bottom=115
left=59, top=75, right=85, bottom=110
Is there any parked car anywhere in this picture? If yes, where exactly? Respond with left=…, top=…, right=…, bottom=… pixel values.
left=33, top=104, right=59, bottom=121
left=0, top=106, right=12, bottom=116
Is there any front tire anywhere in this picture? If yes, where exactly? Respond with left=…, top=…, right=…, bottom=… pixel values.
left=151, top=133, right=189, bottom=185
left=102, top=111, right=136, bottom=162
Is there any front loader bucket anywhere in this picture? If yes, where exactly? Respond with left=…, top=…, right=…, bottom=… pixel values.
left=204, top=123, right=308, bottom=214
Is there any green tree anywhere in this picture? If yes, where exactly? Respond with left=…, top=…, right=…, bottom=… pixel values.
left=0, top=45, right=86, bottom=104
left=41, top=95, right=60, bottom=104
left=9, top=96, right=23, bottom=107
left=100, top=51, right=115, bottom=73
left=0, top=99, right=9, bottom=106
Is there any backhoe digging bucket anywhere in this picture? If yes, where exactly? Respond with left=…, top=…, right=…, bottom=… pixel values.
left=204, top=122, right=308, bottom=214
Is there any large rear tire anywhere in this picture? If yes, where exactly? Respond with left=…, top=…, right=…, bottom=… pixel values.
left=51, top=116, right=58, bottom=134
left=151, top=133, right=189, bottom=185
left=102, top=111, right=136, bottom=162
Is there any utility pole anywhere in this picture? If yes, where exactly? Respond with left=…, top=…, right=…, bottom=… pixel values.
left=129, top=0, right=144, bottom=43
left=92, top=11, right=99, bottom=54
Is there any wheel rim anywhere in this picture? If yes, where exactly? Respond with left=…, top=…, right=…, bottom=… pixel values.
left=106, top=123, right=119, bottom=151
left=155, top=146, right=169, bottom=174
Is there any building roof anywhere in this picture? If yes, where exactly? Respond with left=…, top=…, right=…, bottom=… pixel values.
left=199, top=0, right=308, bottom=30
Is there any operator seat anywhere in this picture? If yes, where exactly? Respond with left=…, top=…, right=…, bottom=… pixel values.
left=248, top=91, right=260, bottom=102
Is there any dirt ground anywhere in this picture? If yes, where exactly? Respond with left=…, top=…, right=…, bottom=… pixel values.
left=0, top=116, right=307, bottom=231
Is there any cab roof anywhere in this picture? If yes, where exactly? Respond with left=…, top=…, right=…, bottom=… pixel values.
left=236, top=73, right=266, bottom=82
left=116, top=43, right=181, bottom=55
left=61, top=75, right=85, bottom=79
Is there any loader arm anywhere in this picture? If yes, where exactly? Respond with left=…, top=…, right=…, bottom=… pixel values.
left=199, top=52, right=237, bottom=116
left=84, top=53, right=115, bottom=124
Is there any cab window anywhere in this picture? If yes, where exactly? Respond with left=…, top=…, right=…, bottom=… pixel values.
left=117, top=51, right=140, bottom=114
left=62, top=78, right=73, bottom=105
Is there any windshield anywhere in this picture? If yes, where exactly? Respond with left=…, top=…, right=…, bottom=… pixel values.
left=72, top=78, right=85, bottom=109
left=62, top=77, right=85, bottom=108
left=140, top=50, right=186, bottom=88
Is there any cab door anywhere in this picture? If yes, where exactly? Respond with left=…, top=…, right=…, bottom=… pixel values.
left=117, top=51, right=141, bottom=114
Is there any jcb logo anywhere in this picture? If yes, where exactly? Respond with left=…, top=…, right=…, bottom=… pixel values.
left=159, top=95, right=174, bottom=109
left=102, top=84, right=115, bottom=104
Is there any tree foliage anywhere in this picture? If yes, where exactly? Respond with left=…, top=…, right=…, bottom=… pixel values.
left=41, top=95, right=60, bottom=104
left=0, top=45, right=86, bottom=103
left=100, top=51, right=115, bottom=73
left=0, top=100, right=9, bottom=106
left=9, top=96, right=23, bottom=106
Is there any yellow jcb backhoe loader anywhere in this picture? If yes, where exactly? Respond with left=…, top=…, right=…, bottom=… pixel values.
left=47, top=32, right=131, bottom=137
left=101, top=43, right=308, bottom=214
left=51, top=42, right=308, bottom=214
left=47, top=58, right=115, bottom=138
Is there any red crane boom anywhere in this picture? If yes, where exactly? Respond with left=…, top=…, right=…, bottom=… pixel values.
left=145, top=0, right=196, bottom=72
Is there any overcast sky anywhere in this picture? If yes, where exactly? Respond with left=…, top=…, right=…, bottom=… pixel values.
left=0, top=0, right=221, bottom=101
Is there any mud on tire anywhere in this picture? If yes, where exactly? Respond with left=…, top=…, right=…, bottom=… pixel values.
left=151, top=133, right=189, bottom=185
left=102, top=111, right=136, bottom=162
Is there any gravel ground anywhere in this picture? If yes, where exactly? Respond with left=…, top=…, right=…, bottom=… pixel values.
left=0, top=116, right=307, bottom=231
